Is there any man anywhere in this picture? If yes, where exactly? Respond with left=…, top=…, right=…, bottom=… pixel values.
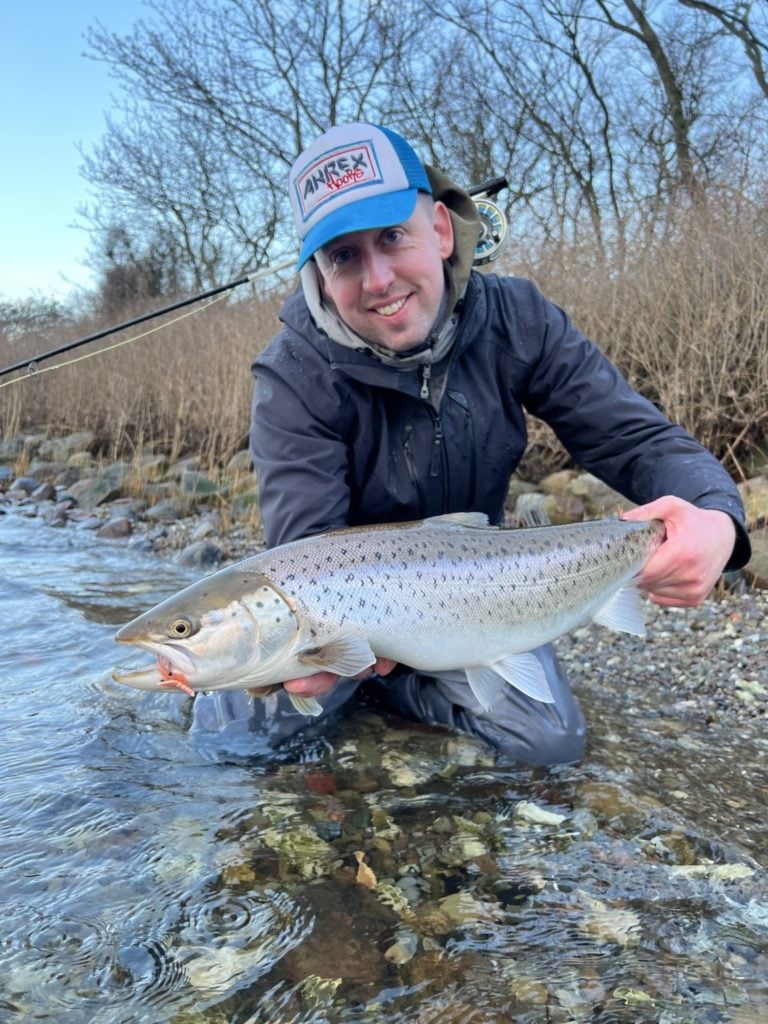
left=192, top=122, right=749, bottom=762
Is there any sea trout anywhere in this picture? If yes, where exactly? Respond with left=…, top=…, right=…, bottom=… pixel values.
left=112, top=513, right=664, bottom=715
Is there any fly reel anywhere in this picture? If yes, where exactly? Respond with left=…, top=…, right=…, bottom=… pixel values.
left=468, top=175, right=509, bottom=266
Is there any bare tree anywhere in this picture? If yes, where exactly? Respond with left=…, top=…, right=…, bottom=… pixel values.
left=676, top=0, right=768, bottom=97
left=82, top=0, right=429, bottom=288
left=79, top=0, right=768, bottom=284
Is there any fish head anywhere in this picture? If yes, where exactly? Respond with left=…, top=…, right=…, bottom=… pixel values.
left=112, top=565, right=300, bottom=694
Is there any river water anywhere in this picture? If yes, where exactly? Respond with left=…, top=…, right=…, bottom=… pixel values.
left=1, top=509, right=766, bottom=1023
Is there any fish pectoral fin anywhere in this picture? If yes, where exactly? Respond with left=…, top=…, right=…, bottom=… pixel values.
left=485, top=652, right=556, bottom=704
left=296, top=631, right=376, bottom=678
left=287, top=693, right=324, bottom=717
left=592, top=584, right=646, bottom=637
left=465, top=666, right=507, bottom=711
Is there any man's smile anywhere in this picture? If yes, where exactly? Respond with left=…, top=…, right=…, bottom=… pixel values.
left=370, top=296, right=408, bottom=317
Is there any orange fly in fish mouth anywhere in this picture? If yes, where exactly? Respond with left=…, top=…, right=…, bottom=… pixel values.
left=157, top=655, right=194, bottom=696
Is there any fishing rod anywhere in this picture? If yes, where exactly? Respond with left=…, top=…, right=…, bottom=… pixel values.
left=0, top=176, right=508, bottom=382
left=0, top=258, right=296, bottom=381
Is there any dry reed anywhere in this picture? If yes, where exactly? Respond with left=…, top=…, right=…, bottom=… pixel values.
left=2, top=200, right=767, bottom=482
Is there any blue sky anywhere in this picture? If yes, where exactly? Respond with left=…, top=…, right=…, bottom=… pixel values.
left=1, top=2, right=147, bottom=304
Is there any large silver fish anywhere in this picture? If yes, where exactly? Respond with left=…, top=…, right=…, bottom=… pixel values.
left=112, top=513, right=664, bottom=715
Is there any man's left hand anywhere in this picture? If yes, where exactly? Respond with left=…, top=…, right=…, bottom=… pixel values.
left=622, top=496, right=736, bottom=607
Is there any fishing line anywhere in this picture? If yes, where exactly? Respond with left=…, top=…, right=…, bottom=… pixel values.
left=0, top=258, right=297, bottom=389
left=0, top=291, right=230, bottom=392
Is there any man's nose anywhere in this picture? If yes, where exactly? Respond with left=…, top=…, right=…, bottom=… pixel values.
left=361, top=250, right=394, bottom=293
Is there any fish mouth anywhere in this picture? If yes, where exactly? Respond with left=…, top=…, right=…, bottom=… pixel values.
left=112, top=660, right=166, bottom=690
left=112, top=650, right=196, bottom=695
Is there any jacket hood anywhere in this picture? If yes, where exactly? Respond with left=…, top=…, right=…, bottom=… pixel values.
left=425, top=164, right=481, bottom=314
left=297, top=166, right=481, bottom=366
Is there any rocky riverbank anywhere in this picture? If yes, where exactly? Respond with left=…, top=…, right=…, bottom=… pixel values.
left=2, top=430, right=767, bottom=733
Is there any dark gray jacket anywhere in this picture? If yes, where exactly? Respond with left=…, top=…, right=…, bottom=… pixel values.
left=250, top=271, right=750, bottom=568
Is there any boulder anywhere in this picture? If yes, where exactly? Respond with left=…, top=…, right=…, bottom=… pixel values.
left=27, top=460, right=67, bottom=482
left=10, top=476, right=39, bottom=495
left=66, top=476, right=123, bottom=511
left=174, top=540, right=223, bottom=568
left=0, top=436, right=25, bottom=461
left=37, top=431, right=95, bottom=463
left=96, top=517, right=134, bottom=539
left=539, top=468, right=578, bottom=495
left=181, top=469, right=221, bottom=497
left=226, top=449, right=253, bottom=474
left=744, top=527, right=768, bottom=589
left=738, top=475, right=768, bottom=529
left=566, top=472, right=633, bottom=517
left=31, top=482, right=57, bottom=502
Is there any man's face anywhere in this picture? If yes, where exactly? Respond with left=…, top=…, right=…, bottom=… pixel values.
left=314, top=197, right=454, bottom=352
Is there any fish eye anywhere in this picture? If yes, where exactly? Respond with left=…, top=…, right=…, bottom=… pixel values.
left=169, top=618, right=193, bottom=638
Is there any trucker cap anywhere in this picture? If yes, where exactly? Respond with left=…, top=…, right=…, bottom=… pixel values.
left=289, top=122, right=432, bottom=269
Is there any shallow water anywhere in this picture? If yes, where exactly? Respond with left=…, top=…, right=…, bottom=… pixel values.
left=1, top=510, right=766, bottom=1023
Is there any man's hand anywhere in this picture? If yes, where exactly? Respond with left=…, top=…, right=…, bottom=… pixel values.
left=283, top=657, right=397, bottom=700
left=622, top=496, right=736, bottom=607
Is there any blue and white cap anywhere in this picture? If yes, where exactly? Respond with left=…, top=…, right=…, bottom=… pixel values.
left=289, top=122, right=432, bottom=269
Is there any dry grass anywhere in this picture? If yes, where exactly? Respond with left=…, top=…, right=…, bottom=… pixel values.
left=508, top=199, right=768, bottom=480
left=2, top=200, right=767, bottom=483
left=0, top=288, right=285, bottom=471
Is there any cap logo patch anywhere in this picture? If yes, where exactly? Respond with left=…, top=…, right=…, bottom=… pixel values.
left=296, top=141, right=382, bottom=223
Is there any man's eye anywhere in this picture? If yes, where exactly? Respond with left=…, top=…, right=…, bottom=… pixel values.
left=330, top=249, right=352, bottom=266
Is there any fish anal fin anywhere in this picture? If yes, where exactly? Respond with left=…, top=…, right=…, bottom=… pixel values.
left=489, top=652, right=556, bottom=704
left=296, top=631, right=376, bottom=678
left=465, top=666, right=506, bottom=711
left=593, top=584, right=646, bottom=637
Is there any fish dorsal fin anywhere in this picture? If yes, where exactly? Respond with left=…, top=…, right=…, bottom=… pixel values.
left=482, top=652, right=556, bottom=704
left=592, top=584, right=646, bottom=637
left=287, top=693, right=324, bottom=717
left=296, top=631, right=376, bottom=677
left=423, top=512, right=490, bottom=529
left=510, top=507, right=552, bottom=529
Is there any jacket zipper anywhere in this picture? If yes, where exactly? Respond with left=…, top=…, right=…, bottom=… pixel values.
left=419, top=288, right=480, bottom=502
left=429, top=416, right=443, bottom=478
left=402, top=424, right=426, bottom=510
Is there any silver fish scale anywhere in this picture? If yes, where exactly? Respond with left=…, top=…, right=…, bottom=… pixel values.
left=241, top=518, right=663, bottom=667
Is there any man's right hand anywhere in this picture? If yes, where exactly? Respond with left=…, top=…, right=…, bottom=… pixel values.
left=283, top=658, right=397, bottom=699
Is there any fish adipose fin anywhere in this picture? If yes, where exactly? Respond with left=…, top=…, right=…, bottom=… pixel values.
left=296, top=631, right=376, bottom=677
left=592, top=584, right=646, bottom=637
left=466, top=652, right=556, bottom=710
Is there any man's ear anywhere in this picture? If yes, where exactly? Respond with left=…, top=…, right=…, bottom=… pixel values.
left=432, top=201, right=455, bottom=260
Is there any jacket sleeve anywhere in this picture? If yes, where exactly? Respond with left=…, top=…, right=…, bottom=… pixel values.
left=250, top=330, right=352, bottom=548
left=510, top=280, right=751, bottom=570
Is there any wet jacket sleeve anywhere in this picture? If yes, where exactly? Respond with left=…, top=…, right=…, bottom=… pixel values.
left=509, top=280, right=750, bottom=569
left=250, top=328, right=352, bottom=548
